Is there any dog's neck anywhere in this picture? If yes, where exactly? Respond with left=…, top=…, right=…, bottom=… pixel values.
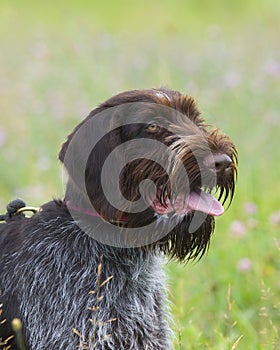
left=64, top=182, right=128, bottom=226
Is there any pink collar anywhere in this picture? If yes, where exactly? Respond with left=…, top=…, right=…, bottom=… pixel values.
left=66, top=201, right=127, bottom=224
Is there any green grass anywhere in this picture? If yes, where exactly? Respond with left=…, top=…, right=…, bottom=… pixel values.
left=1, top=1, right=280, bottom=348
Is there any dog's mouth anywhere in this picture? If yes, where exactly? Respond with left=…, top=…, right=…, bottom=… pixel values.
left=150, top=189, right=224, bottom=217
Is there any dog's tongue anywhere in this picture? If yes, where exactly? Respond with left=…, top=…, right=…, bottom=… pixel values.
left=186, top=191, right=224, bottom=216
left=152, top=191, right=224, bottom=216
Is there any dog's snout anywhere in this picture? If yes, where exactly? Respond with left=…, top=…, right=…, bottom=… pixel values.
left=204, top=153, right=232, bottom=173
left=214, top=153, right=232, bottom=173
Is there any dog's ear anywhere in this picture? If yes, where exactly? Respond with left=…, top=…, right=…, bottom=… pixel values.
left=59, top=104, right=106, bottom=166
left=59, top=114, right=125, bottom=219
left=59, top=120, right=123, bottom=178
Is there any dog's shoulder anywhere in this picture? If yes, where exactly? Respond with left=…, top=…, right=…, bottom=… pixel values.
left=0, top=213, right=29, bottom=254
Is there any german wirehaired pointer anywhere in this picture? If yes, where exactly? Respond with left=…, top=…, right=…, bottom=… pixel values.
left=0, top=88, right=237, bottom=349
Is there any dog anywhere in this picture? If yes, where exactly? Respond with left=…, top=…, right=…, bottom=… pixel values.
left=0, top=88, right=237, bottom=349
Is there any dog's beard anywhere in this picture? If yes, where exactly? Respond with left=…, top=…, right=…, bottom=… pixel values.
left=126, top=209, right=215, bottom=262
left=156, top=212, right=215, bottom=262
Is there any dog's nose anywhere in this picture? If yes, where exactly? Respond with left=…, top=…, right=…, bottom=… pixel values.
left=204, top=153, right=232, bottom=173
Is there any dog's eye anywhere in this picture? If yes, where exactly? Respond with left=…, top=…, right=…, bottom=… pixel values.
left=147, top=122, right=160, bottom=133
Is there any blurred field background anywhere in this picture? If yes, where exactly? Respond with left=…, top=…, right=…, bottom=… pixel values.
left=0, top=0, right=280, bottom=349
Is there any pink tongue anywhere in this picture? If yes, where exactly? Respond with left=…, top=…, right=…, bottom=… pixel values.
left=186, top=191, right=224, bottom=216
left=152, top=191, right=224, bottom=216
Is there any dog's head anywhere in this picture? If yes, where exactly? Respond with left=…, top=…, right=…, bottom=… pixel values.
left=59, top=88, right=237, bottom=261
